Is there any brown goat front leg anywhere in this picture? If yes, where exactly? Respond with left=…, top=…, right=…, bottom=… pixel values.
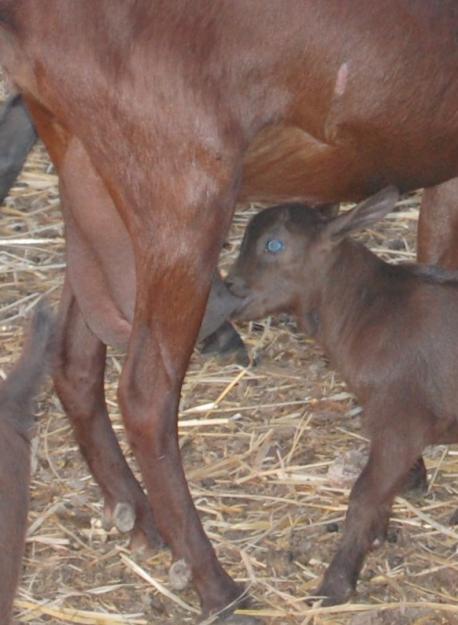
left=318, top=415, right=427, bottom=605
left=120, top=325, right=243, bottom=614
left=116, top=184, right=248, bottom=617
left=53, top=279, right=160, bottom=549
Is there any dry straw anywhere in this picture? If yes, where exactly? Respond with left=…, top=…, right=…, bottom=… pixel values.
left=0, top=96, right=456, bottom=624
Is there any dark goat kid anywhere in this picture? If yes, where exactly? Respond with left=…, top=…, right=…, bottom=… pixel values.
left=227, top=187, right=458, bottom=604
left=0, top=303, right=54, bottom=623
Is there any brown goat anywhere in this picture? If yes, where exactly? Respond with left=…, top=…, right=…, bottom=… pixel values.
left=227, top=187, right=458, bottom=604
left=1, top=2, right=458, bottom=619
left=0, top=303, right=54, bottom=623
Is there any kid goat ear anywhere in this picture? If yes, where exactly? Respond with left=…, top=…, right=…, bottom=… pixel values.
left=325, top=186, right=400, bottom=243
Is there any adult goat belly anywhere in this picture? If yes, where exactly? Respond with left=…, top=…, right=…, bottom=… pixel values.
left=240, top=125, right=371, bottom=204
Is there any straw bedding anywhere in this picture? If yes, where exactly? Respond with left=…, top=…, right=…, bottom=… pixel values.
left=0, top=95, right=456, bottom=625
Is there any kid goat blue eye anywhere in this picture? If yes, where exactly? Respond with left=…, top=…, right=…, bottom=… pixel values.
left=265, top=239, right=285, bottom=253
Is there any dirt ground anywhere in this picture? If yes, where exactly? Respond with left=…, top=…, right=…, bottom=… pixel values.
left=0, top=136, right=457, bottom=625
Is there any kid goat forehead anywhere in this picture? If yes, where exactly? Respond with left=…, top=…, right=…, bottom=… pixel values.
left=248, top=203, right=323, bottom=238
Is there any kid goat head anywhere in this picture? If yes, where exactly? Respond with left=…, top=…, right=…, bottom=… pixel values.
left=227, top=186, right=399, bottom=325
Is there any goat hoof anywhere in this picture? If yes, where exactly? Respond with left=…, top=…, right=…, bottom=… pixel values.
left=102, top=499, right=134, bottom=531
left=113, top=502, right=136, bottom=533
left=169, top=558, right=192, bottom=590
left=316, top=577, right=354, bottom=606
left=103, top=497, right=163, bottom=550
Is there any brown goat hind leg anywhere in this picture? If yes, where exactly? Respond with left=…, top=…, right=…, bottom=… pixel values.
left=407, top=181, right=458, bottom=495
left=318, top=421, right=426, bottom=605
left=53, top=279, right=161, bottom=549
left=20, top=107, right=159, bottom=547
left=415, top=179, right=458, bottom=500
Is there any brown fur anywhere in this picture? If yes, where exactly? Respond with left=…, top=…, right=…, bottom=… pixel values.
left=0, top=303, right=54, bottom=623
left=227, top=187, right=458, bottom=604
left=0, top=2, right=457, bottom=618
